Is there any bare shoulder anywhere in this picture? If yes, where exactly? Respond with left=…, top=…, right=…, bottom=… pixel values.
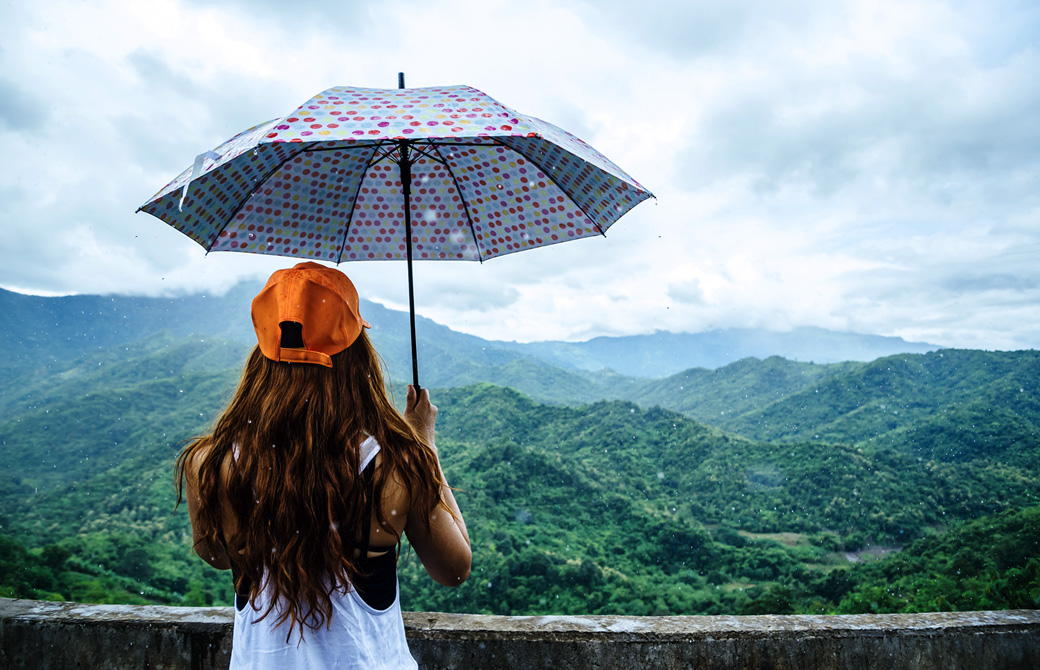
left=183, top=441, right=236, bottom=485
left=183, top=440, right=213, bottom=474
left=374, top=452, right=412, bottom=510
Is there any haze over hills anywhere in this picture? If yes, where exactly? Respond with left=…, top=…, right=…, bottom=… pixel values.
left=2, top=285, right=940, bottom=383
left=491, top=327, right=939, bottom=377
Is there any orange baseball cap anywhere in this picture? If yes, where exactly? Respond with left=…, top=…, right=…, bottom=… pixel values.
left=251, top=262, right=371, bottom=367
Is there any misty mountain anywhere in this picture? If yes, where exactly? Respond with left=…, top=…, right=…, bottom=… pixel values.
left=490, top=327, right=939, bottom=377
left=2, top=286, right=939, bottom=383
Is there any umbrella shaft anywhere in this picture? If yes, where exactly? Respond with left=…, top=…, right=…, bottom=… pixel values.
left=399, top=142, right=421, bottom=391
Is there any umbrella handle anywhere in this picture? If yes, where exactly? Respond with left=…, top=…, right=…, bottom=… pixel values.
left=406, top=238, right=420, bottom=393
left=410, top=305, right=420, bottom=393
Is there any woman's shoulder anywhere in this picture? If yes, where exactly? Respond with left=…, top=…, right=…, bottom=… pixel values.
left=182, top=439, right=235, bottom=482
left=182, top=439, right=211, bottom=473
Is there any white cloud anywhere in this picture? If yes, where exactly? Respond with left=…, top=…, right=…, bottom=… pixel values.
left=1, top=0, right=1038, bottom=352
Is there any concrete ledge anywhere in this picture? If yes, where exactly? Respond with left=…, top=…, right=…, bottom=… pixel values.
left=2, top=598, right=1038, bottom=669
left=0, top=598, right=232, bottom=670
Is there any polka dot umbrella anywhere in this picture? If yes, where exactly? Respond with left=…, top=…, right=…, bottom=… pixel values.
left=138, top=76, right=654, bottom=388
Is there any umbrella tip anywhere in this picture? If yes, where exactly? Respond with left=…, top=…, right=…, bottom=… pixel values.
left=398, top=72, right=405, bottom=89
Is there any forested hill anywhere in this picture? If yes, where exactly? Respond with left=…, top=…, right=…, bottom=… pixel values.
left=0, top=329, right=1037, bottom=614
left=620, top=349, right=1040, bottom=456
left=715, top=350, right=1040, bottom=459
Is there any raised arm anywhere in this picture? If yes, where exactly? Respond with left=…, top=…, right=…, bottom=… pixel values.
left=402, top=385, right=471, bottom=586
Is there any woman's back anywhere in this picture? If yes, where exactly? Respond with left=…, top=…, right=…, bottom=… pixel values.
left=178, top=262, right=470, bottom=668
left=226, top=438, right=416, bottom=670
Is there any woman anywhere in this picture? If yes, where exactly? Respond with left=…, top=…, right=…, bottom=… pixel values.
left=177, top=262, right=471, bottom=669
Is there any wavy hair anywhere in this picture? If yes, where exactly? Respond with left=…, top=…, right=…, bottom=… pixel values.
left=176, top=331, right=443, bottom=637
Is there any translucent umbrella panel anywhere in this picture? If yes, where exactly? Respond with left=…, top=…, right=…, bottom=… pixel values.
left=145, top=136, right=648, bottom=263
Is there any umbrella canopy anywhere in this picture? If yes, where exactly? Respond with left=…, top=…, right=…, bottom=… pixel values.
left=139, top=83, right=653, bottom=385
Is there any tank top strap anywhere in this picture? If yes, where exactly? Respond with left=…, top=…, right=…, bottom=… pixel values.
left=358, top=436, right=380, bottom=473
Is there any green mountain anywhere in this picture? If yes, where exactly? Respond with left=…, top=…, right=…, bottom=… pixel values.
left=1, top=334, right=1037, bottom=615
left=719, top=350, right=1040, bottom=458
left=617, top=356, right=863, bottom=424
left=0, top=288, right=1035, bottom=615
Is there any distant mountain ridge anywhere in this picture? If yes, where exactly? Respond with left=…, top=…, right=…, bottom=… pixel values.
left=1, top=285, right=940, bottom=381
left=491, top=327, right=939, bottom=377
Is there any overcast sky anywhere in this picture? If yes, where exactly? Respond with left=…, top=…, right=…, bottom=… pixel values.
left=2, top=0, right=1038, bottom=349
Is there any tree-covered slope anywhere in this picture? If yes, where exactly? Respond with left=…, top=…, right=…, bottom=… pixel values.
left=718, top=350, right=1040, bottom=456
left=828, top=505, right=1040, bottom=613
left=0, top=336, right=242, bottom=495
left=624, top=356, right=862, bottom=425
left=1, top=336, right=1037, bottom=617
left=433, top=385, right=1038, bottom=540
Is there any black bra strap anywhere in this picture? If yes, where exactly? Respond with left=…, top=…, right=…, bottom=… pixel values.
left=358, top=458, right=376, bottom=549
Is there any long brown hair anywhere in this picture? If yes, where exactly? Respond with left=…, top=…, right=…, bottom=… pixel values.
left=176, top=331, right=443, bottom=636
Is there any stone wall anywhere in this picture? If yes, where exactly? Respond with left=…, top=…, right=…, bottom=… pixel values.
left=1, top=598, right=1038, bottom=669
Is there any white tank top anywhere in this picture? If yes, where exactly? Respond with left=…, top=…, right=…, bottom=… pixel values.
left=229, top=437, right=418, bottom=669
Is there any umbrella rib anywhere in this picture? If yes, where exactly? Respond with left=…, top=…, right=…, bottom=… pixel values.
left=494, top=137, right=608, bottom=237
left=334, top=140, right=403, bottom=265
left=366, top=141, right=401, bottom=168
left=411, top=144, right=449, bottom=168
left=212, top=142, right=318, bottom=250
left=431, top=144, right=485, bottom=263
left=335, top=144, right=382, bottom=265
left=424, top=140, right=497, bottom=148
